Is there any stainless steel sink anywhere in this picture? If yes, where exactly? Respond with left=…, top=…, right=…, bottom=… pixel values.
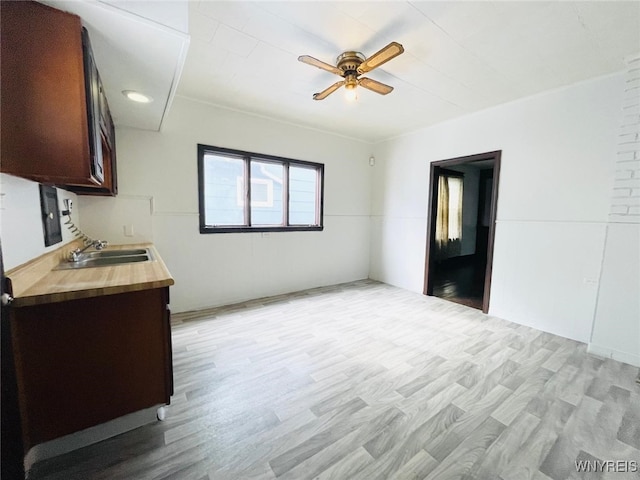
left=82, top=249, right=149, bottom=259
left=56, top=248, right=154, bottom=270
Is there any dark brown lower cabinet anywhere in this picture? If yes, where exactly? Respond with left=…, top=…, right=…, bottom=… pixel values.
left=10, top=287, right=173, bottom=451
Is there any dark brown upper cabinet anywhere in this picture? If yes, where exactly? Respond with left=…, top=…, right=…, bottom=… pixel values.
left=66, top=63, right=118, bottom=197
left=1, top=1, right=117, bottom=196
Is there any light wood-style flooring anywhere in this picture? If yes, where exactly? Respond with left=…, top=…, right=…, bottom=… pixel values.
left=29, top=280, right=640, bottom=480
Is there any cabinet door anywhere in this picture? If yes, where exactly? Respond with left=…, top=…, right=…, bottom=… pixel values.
left=82, top=27, right=104, bottom=184
left=0, top=1, right=99, bottom=186
left=67, top=61, right=118, bottom=196
left=65, top=127, right=117, bottom=196
left=108, top=115, right=119, bottom=195
left=11, top=289, right=172, bottom=450
left=163, top=287, right=174, bottom=399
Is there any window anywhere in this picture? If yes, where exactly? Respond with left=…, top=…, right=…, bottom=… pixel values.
left=198, top=144, right=324, bottom=233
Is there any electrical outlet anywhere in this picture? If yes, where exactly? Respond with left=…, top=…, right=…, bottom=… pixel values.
left=124, top=225, right=135, bottom=237
left=64, top=198, right=73, bottom=212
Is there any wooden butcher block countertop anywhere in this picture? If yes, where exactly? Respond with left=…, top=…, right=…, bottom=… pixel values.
left=6, top=241, right=174, bottom=307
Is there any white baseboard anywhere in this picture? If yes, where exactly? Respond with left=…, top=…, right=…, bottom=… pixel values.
left=24, top=404, right=163, bottom=474
left=587, top=343, right=640, bottom=368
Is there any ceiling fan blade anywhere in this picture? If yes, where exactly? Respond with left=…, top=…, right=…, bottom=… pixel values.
left=358, top=77, right=394, bottom=95
left=298, top=55, right=343, bottom=76
left=313, top=80, right=346, bottom=100
left=357, top=41, right=404, bottom=74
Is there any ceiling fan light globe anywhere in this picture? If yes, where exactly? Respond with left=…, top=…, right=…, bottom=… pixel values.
left=344, top=86, right=358, bottom=102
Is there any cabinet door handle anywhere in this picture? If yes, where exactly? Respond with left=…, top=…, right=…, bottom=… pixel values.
left=1, top=293, right=14, bottom=306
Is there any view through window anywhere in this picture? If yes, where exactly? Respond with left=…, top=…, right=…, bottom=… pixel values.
left=198, top=144, right=324, bottom=233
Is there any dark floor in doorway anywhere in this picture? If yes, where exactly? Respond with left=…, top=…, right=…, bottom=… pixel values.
left=432, top=254, right=485, bottom=310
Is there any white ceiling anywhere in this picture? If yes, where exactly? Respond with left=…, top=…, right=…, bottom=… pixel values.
left=178, top=1, right=640, bottom=142
left=43, top=1, right=639, bottom=141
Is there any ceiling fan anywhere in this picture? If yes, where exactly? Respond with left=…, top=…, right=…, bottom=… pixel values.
left=298, top=41, right=404, bottom=101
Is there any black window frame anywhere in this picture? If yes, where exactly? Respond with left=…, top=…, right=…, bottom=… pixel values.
left=198, top=144, right=324, bottom=234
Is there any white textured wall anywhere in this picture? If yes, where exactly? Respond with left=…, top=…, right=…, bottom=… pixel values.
left=589, top=223, right=640, bottom=366
left=608, top=54, right=640, bottom=221
left=370, top=73, right=623, bottom=343
left=590, top=54, right=640, bottom=366
left=0, top=174, right=79, bottom=271
left=3, top=72, right=635, bottom=364
left=79, top=96, right=372, bottom=312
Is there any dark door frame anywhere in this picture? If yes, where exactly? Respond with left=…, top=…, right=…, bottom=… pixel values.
left=423, top=150, right=502, bottom=313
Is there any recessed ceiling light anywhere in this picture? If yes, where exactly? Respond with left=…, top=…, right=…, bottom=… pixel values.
left=122, top=90, right=153, bottom=103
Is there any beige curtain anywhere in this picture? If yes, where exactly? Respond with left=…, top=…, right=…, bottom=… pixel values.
left=435, top=175, right=463, bottom=260
left=435, top=175, right=449, bottom=248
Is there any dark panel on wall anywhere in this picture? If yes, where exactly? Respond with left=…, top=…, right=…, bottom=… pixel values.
left=39, top=185, right=62, bottom=247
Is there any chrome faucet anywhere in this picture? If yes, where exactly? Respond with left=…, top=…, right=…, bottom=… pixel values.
left=68, top=240, right=108, bottom=262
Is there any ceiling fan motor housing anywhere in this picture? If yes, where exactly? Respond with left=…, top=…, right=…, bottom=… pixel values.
left=337, top=51, right=365, bottom=76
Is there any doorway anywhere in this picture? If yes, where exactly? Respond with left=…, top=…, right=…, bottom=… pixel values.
left=424, top=151, right=501, bottom=313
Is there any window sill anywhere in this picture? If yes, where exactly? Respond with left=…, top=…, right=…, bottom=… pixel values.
left=199, top=225, right=324, bottom=234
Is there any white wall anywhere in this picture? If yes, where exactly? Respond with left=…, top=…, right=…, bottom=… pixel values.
left=370, top=73, right=623, bottom=343
left=3, top=71, right=634, bottom=364
left=589, top=54, right=640, bottom=366
left=79, top=96, right=372, bottom=312
left=0, top=174, right=79, bottom=271
left=589, top=224, right=639, bottom=366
